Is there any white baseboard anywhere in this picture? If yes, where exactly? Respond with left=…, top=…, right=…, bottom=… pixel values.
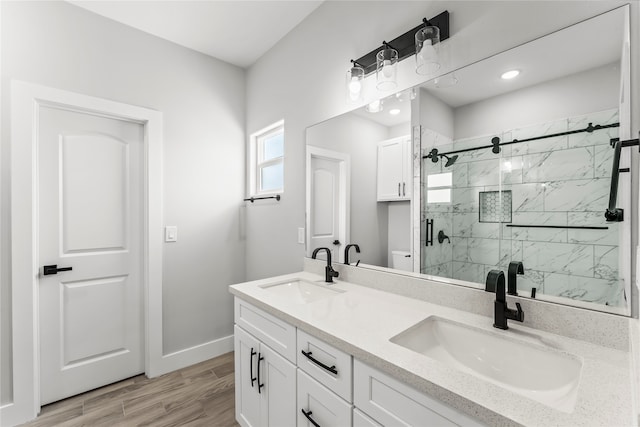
left=1, top=402, right=32, bottom=427
left=150, top=334, right=234, bottom=378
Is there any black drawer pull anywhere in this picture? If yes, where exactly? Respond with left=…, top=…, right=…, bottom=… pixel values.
left=301, top=409, right=321, bottom=427
left=257, top=352, right=265, bottom=393
left=250, top=348, right=257, bottom=387
left=301, top=350, right=338, bottom=375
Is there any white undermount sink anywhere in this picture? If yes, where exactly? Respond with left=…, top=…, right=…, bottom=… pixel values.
left=390, top=316, right=583, bottom=413
left=259, top=280, right=345, bottom=304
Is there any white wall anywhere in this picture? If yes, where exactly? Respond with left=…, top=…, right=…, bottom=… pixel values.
left=245, top=0, right=637, bottom=281
left=387, top=202, right=412, bottom=267
left=420, top=88, right=455, bottom=139
left=1, top=1, right=245, bottom=404
left=454, top=63, right=620, bottom=139
left=307, top=113, right=389, bottom=266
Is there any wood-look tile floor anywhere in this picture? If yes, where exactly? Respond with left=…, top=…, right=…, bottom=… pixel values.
left=20, top=352, right=240, bottom=427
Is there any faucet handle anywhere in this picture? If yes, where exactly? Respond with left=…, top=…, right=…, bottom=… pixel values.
left=515, top=302, right=524, bottom=322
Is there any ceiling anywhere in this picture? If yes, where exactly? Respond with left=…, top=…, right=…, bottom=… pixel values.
left=68, top=0, right=323, bottom=68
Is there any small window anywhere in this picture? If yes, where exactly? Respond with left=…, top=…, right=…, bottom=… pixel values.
left=249, top=120, right=284, bottom=196
left=426, top=172, right=452, bottom=204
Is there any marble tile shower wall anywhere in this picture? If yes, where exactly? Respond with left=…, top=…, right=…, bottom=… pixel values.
left=421, top=109, right=623, bottom=307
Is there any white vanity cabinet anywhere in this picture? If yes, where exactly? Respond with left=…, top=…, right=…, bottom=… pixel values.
left=377, top=135, right=412, bottom=201
left=234, top=301, right=296, bottom=427
left=233, top=297, right=483, bottom=427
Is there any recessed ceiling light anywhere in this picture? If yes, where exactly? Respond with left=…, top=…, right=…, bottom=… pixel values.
left=501, top=70, right=520, bottom=80
left=366, top=100, right=383, bottom=113
left=389, top=108, right=401, bottom=115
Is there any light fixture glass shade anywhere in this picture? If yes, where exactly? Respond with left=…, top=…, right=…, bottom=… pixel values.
left=346, top=65, right=365, bottom=103
left=415, top=26, right=440, bottom=76
left=376, top=48, right=398, bottom=91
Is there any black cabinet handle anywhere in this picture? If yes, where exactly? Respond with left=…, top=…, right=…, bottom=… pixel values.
left=250, top=348, right=257, bottom=387
left=301, top=350, right=338, bottom=375
left=398, top=183, right=401, bottom=197
left=43, top=265, right=72, bottom=275
left=257, top=353, right=264, bottom=393
left=301, top=409, right=321, bottom=427
left=403, top=182, right=406, bottom=196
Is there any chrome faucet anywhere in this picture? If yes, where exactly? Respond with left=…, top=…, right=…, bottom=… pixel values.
left=312, top=247, right=339, bottom=283
left=486, top=270, right=524, bottom=330
left=344, top=244, right=360, bottom=265
left=508, top=261, right=524, bottom=296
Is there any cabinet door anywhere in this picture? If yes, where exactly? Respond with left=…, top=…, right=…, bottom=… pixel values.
left=401, top=137, right=413, bottom=200
left=235, top=326, right=261, bottom=427
left=298, top=370, right=352, bottom=427
left=259, top=343, right=297, bottom=427
left=377, top=139, right=404, bottom=201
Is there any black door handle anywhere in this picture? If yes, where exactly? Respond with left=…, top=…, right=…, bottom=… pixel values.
left=257, top=353, right=264, bottom=393
left=250, top=348, right=257, bottom=387
left=43, top=265, right=72, bottom=275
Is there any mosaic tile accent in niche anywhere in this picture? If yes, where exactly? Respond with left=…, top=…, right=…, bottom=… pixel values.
left=479, top=191, right=512, bottom=223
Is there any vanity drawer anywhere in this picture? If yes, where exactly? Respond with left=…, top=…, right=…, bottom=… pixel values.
left=298, top=369, right=352, bottom=427
left=234, top=297, right=296, bottom=363
left=353, top=408, right=382, bottom=427
left=297, top=329, right=352, bottom=402
left=354, top=360, right=484, bottom=427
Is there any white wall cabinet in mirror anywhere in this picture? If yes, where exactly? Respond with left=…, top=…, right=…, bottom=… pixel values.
left=305, top=6, right=633, bottom=315
left=377, top=135, right=412, bottom=201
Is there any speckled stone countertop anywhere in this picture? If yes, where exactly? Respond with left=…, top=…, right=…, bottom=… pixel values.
left=229, top=271, right=635, bottom=427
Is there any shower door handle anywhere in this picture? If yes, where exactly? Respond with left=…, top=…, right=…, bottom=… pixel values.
left=425, top=219, right=434, bottom=247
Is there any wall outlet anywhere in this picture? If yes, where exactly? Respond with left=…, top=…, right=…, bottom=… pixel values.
left=297, top=227, right=305, bottom=244
left=165, top=226, right=178, bottom=242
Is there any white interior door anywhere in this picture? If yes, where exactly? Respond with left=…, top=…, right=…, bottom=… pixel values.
left=38, top=105, right=144, bottom=405
left=306, top=147, right=350, bottom=263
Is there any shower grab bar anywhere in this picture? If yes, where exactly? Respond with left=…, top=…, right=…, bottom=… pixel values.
left=605, top=133, right=639, bottom=222
left=422, top=122, right=619, bottom=160
left=505, top=224, right=608, bottom=230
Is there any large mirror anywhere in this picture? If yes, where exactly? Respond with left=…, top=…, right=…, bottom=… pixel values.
left=306, top=6, right=632, bottom=315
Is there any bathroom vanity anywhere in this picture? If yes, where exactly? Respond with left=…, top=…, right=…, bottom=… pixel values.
left=230, top=260, right=636, bottom=427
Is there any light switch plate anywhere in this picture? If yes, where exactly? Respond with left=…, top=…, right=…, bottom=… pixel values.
left=297, top=227, right=305, bottom=244
left=165, top=226, right=178, bottom=242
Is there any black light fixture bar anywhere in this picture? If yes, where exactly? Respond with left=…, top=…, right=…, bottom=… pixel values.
left=423, top=122, right=619, bottom=160
left=353, top=11, right=449, bottom=76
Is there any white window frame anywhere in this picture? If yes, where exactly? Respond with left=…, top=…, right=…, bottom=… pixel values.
left=248, top=120, right=284, bottom=197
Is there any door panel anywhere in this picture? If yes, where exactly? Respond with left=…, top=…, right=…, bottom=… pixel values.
left=234, top=326, right=261, bottom=427
left=259, top=343, right=296, bottom=427
left=62, top=276, right=128, bottom=365
left=61, top=133, right=128, bottom=252
left=38, top=105, right=143, bottom=405
left=309, top=153, right=346, bottom=262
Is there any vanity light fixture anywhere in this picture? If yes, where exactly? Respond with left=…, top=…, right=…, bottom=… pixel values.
left=415, top=19, right=441, bottom=75
left=346, top=60, right=365, bottom=103
left=345, top=11, right=449, bottom=100
left=389, top=108, right=401, bottom=115
left=376, top=42, right=398, bottom=90
left=501, top=70, right=520, bottom=80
